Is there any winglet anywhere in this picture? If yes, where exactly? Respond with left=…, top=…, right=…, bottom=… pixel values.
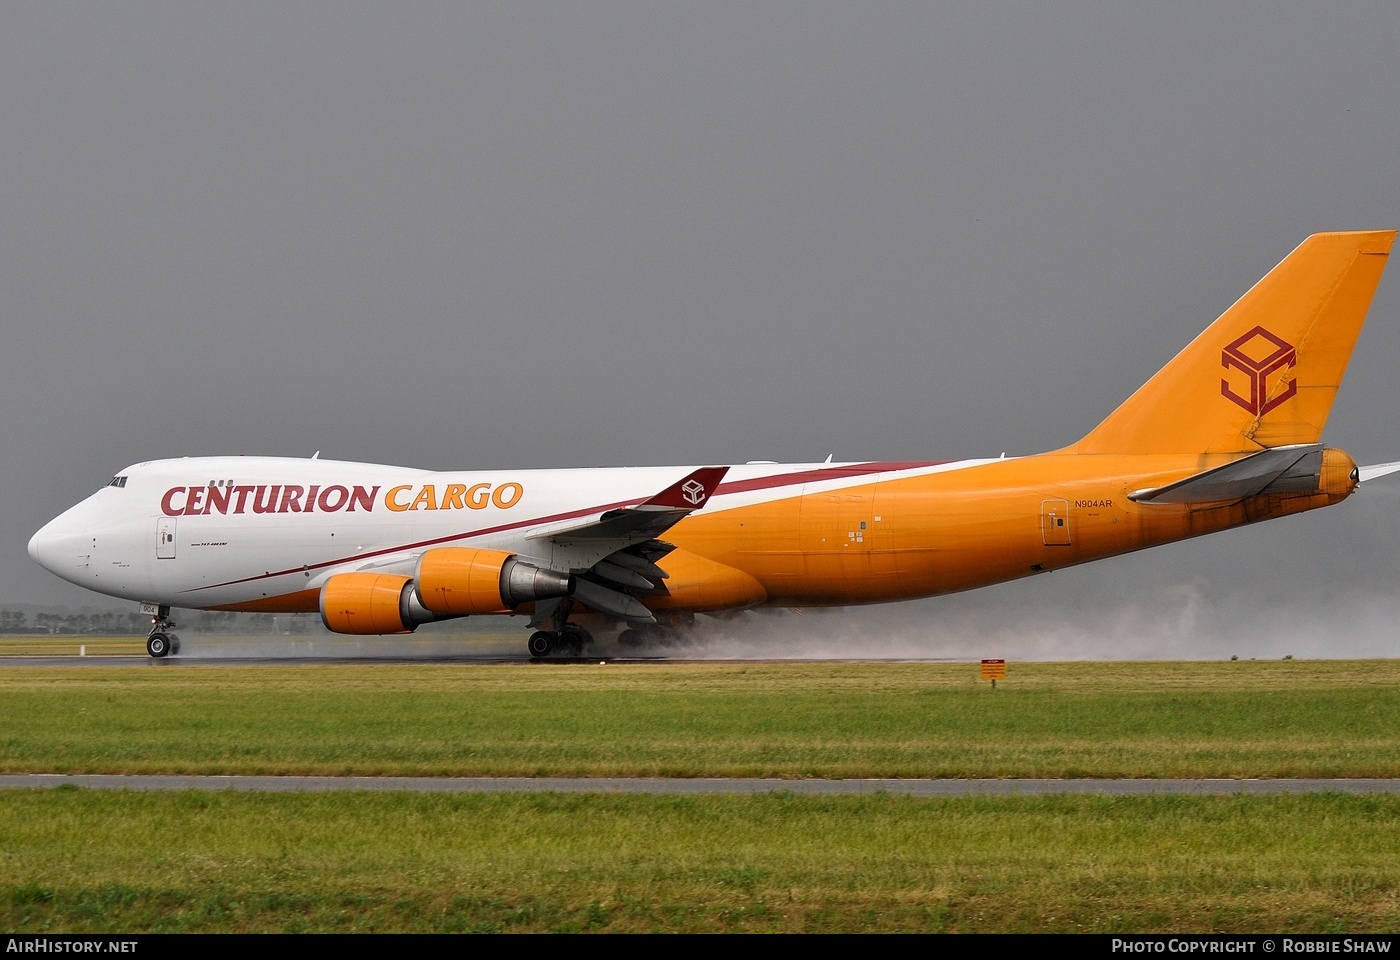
left=533, top=467, right=732, bottom=545
left=638, top=467, right=729, bottom=511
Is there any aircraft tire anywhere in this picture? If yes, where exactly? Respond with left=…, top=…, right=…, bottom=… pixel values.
left=147, top=633, right=170, bottom=658
left=560, top=623, right=591, bottom=654
left=527, top=631, right=554, bottom=659
left=617, top=629, right=642, bottom=647
left=169, top=634, right=180, bottom=655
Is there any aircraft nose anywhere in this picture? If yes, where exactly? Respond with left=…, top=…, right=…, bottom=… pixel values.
left=29, top=517, right=66, bottom=573
left=28, top=501, right=93, bottom=576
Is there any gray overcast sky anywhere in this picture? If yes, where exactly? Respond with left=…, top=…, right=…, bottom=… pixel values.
left=5, top=3, right=1400, bottom=656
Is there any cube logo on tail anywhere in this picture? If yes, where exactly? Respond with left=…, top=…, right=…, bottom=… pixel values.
left=681, top=479, right=707, bottom=505
left=1221, top=326, right=1297, bottom=417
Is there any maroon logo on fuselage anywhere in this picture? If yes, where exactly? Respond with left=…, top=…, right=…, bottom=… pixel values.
left=161, top=484, right=380, bottom=517
left=1221, top=326, right=1297, bottom=416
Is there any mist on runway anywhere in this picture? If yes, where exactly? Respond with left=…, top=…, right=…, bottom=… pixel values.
left=91, top=580, right=1400, bottom=663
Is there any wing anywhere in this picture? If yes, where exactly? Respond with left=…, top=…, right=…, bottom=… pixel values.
left=528, top=466, right=730, bottom=624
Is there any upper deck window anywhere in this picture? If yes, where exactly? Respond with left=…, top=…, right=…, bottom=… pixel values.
left=107, top=476, right=128, bottom=489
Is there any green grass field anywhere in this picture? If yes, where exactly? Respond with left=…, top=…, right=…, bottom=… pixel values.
left=0, top=636, right=147, bottom=656
left=4, top=791, right=1399, bottom=932
left=2, top=660, right=1399, bottom=777
left=2, top=658, right=1398, bottom=932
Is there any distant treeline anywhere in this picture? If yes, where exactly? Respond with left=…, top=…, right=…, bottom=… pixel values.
left=0, top=609, right=319, bottom=636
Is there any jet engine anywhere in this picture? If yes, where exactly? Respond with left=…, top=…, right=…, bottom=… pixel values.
left=319, top=572, right=436, bottom=635
left=415, top=547, right=574, bottom=615
left=319, top=550, right=573, bottom=636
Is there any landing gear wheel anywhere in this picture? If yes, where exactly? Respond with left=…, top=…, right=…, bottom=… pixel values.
left=527, top=631, right=554, bottom=659
left=559, top=623, right=592, bottom=655
left=147, top=633, right=170, bottom=658
left=617, top=628, right=642, bottom=647
left=145, top=605, right=176, bottom=659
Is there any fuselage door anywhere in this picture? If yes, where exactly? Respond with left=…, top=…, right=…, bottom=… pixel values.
left=1041, top=499, right=1070, bottom=546
left=156, top=518, right=177, bottom=559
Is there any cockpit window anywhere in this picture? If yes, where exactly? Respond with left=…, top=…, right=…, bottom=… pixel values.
left=107, top=476, right=128, bottom=488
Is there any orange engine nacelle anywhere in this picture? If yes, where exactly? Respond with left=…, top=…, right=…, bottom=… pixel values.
left=415, top=547, right=575, bottom=616
left=319, top=572, right=421, bottom=635
left=319, top=551, right=575, bottom=635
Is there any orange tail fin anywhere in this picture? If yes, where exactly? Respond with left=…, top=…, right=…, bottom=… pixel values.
left=1075, top=230, right=1394, bottom=455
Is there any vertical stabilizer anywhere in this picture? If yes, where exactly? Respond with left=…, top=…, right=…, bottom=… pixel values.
left=1074, top=230, right=1394, bottom=455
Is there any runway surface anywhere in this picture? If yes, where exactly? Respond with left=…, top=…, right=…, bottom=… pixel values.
left=6, top=647, right=1398, bottom=796
left=0, top=631, right=970, bottom=665
left=3, top=774, right=1400, bottom=795
left=2, top=654, right=535, bottom=667
left=0, top=652, right=964, bottom=667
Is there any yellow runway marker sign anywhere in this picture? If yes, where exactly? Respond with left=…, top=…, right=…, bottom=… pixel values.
left=981, top=659, right=1006, bottom=687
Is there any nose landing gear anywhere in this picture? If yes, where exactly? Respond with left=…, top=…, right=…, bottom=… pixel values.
left=146, top=605, right=180, bottom=659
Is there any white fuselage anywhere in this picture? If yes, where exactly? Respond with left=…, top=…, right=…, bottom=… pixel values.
left=27, top=455, right=984, bottom=611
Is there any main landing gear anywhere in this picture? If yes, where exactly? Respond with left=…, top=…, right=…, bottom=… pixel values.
left=616, top=613, right=696, bottom=649
left=527, top=600, right=593, bottom=659
left=146, top=605, right=180, bottom=659
left=527, top=622, right=593, bottom=659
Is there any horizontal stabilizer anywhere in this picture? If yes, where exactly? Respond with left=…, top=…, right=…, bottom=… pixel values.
left=1130, top=445, right=1323, bottom=504
left=1358, top=461, right=1400, bottom=483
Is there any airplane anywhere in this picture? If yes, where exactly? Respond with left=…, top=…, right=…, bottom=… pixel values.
left=28, top=230, right=1400, bottom=659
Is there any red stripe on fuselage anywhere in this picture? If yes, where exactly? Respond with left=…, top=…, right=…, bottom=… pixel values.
left=713, top=461, right=945, bottom=496
left=180, top=460, right=948, bottom=595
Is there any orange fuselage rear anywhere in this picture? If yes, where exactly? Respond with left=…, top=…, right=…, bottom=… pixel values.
left=660, top=449, right=1358, bottom=608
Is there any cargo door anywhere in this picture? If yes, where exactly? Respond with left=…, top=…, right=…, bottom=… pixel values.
left=1041, top=499, right=1070, bottom=546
